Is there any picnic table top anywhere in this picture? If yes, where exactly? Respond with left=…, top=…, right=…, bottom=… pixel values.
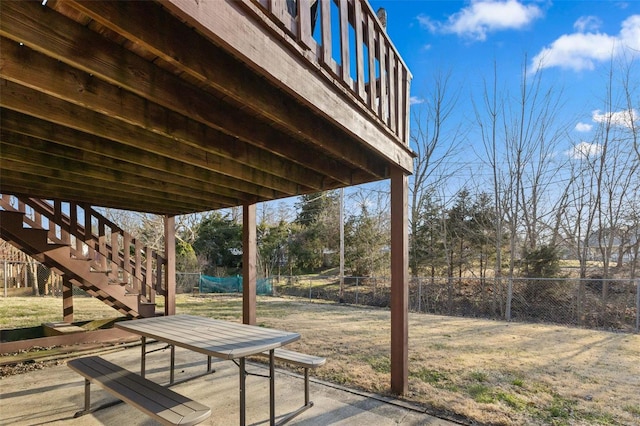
left=116, top=314, right=300, bottom=359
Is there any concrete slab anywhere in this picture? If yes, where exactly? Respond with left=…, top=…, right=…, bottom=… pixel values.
left=0, top=342, right=460, bottom=426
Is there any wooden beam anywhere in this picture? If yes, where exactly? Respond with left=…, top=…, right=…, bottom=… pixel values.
left=0, top=109, right=279, bottom=202
left=63, top=277, right=73, bottom=323
left=0, top=173, right=201, bottom=215
left=56, top=0, right=399, bottom=176
left=0, top=1, right=373, bottom=184
left=162, top=0, right=413, bottom=172
left=0, top=159, right=218, bottom=212
left=390, top=166, right=408, bottom=395
left=242, top=204, right=257, bottom=326
left=0, top=38, right=340, bottom=191
left=0, top=79, right=304, bottom=196
left=0, top=136, right=241, bottom=207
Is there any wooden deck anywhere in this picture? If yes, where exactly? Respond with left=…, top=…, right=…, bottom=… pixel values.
left=0, top=0, right=412, bottom=395
left=0, top=0, right=413, bottom=214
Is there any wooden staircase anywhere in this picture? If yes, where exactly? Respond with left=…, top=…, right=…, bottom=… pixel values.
left=0, top=195, right=165, bottom=318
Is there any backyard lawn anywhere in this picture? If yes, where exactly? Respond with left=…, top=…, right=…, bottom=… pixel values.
left=1, top=294, right=639, bottom=425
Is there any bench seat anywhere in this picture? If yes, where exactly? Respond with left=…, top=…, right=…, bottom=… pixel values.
left=268, top=348, right=326, bottom=369
left=68, top=356, right=211, bottom=426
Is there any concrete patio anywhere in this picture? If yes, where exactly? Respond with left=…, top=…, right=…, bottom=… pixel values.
left=0, top=341, right=459, bottom=426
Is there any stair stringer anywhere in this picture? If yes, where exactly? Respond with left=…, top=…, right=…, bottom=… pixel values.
left=0, top=209, right=154, bottom=317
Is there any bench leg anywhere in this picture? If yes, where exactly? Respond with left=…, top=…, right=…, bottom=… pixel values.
left=141, top=336, right=146, bottom=378
left=73, top=378, right=92, bottom=418
left=304, top=368, right=309, bottom=405
left=276, top=368, right=314, bottom=426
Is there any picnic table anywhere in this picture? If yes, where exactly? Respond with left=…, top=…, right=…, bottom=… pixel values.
left=116, top=314, right=300, bottom=426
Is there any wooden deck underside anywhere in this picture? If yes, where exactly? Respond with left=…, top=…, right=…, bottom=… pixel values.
left=0, top=0, right=413, bottom=215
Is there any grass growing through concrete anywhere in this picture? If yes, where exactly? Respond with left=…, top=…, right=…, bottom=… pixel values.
left=2, top=294, right=639, bottom=425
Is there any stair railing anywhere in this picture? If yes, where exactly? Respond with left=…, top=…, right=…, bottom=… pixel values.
left=0, top=194, right=166, bottom=302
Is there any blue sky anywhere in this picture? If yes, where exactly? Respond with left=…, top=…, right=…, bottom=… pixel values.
left=367, top=1, right=639, bottom=161
left=371, top=1, right=639, bottom=99
left=265, top=1, right=640, bottom=219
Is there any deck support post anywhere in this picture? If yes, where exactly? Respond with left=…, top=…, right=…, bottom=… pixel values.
left=243, top=204, right=257, bottom=325
left=63, top=276, right=74, bottom=323
left=390, top=166, right=408, bottom=395
left=164, top=215, right=176, bottom=316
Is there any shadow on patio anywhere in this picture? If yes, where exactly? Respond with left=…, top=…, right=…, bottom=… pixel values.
left=0, top=341, right=457, bottom=426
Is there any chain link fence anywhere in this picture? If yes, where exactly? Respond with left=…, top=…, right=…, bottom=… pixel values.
left=0, top=260, right=79, bottom=297
left=3, top=263, right=638, bottom=333
left=176, top=272, right=202, bottom=294
left=273, top=275, right=640, bottom=333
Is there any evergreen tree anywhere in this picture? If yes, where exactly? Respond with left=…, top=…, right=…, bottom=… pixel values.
left=410, top=193, right=446, bottom=277
left=257, top=220, right=290, bottom=278
left=446, top=188, right=474, bottom=277
left=193, top=212, right=242, bottom=274
left=522, top=244, right=560, bottom=278
left=288, top=192, right=339, bottom=272
left=344, top=205, right=387, bottom=277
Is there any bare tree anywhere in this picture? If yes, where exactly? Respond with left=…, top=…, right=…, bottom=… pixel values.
left=474, top=55, right=570, bottom=319
left=590, top=55, right=640, bottom=297
left=474, top=59, right=506, bottom=316
left=409, top=69, right=464, bottom=276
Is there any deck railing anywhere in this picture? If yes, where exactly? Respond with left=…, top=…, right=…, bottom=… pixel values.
left=0, top=195, right=165, bottom=302
left=253, top=0, right=411, bottom=144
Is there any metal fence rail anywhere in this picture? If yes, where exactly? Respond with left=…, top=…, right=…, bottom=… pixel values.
left=272, top=275, right=640, bottom=333
left=4, top=264, right=638, bottom=333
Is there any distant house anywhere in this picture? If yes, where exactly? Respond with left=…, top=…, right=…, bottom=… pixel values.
left=585, top=226, right=640, bottom=263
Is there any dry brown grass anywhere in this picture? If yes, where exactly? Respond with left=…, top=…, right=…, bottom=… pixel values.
left=164, top=294, right=640, bottom=425
left=0, top=295, right=124, bottom=328
left=2, top=294, right=639, bottom=425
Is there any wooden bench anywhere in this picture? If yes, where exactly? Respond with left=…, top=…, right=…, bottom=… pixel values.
left=68, top=356, right=211, bottom=426
left=259, top=348, right=326, bottom=424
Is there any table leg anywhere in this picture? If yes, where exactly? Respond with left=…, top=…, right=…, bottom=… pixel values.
left=239, top=357, right=246, bottom=426
left=269, top=349, right=275, bottom=426
left=170, top=345, right=175, bottom=384
left=141, top=336, right=146, bottom=378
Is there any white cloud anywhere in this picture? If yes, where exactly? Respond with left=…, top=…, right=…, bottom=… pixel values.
left=592, top=108, right=639, bottom=128
left=410, top=96, right=425, bottom=105
left=573, top=16, right=602, bottom=32
left=417, top=0, right=543, bottom=41
left=416, top=15, right=438, bottom=33
left=532, top=15, right=640, bottom=72
left=575, top=122, right=593, bottom=132
left=567, top=142, right=603, bottom=160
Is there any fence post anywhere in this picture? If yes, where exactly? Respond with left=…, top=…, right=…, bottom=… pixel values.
left=417, top=277, right=422, bottom=312
left=3, top=260, right=7, bottom=297
left=636, top=279, right=639, bottom=334
left=505, top=277, right=513, bottom=321
left=308, top=279, right=312, bottom=300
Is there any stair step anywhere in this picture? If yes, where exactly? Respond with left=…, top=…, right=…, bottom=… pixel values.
left=89, top=263, right=112, bottom=274
left=0, top=210, right=25, bottom=227
left=2, top=196, right=159, bottom=319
